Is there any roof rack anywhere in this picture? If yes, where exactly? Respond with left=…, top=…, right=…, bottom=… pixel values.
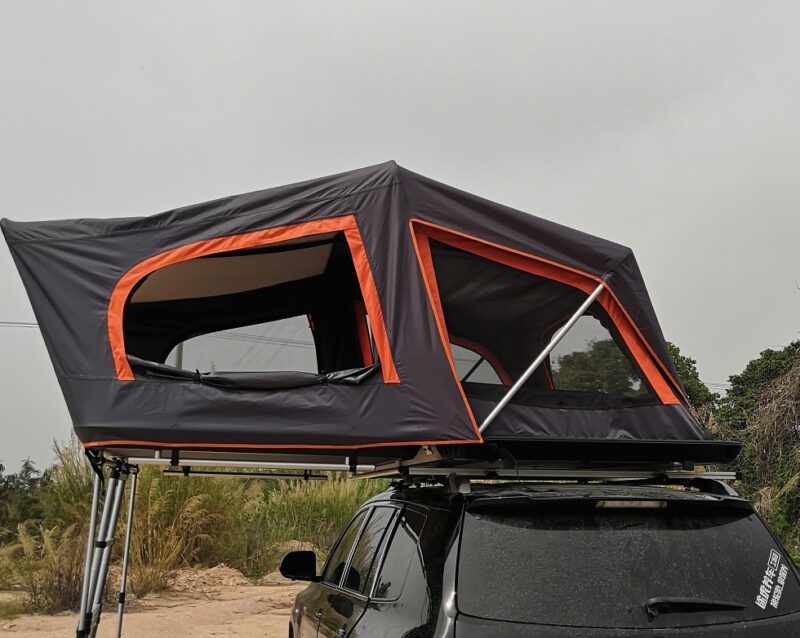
left=345, top=446, right=738, bottom=492
left=119, top=447, right=736, bottom=486
left=358, top=460, right=737, bottom=483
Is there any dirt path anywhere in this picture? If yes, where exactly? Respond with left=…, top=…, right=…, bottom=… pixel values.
left=0, top=583, right=305, bottom=637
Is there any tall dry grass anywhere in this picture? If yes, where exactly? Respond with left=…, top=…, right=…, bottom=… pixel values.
left=713, top=361, right=800, bottom=557
left=0, top=438, right=388, bottom=609
left=0, top=523, right=85, bottom=612
left=240, top=475, right=387, bottom=575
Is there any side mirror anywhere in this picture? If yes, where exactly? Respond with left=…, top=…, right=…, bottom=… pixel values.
left=279, top=550, right=319, bottom=582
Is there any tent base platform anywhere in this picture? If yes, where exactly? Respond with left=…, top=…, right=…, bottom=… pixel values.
left=96, top=437, right=741, bottom=470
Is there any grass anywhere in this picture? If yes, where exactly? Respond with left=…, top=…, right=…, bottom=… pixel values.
left=0, top=438, right=388, bottom=612
left=238, top=475, right=387, bottom=576
left=0, top=600, right=24, bottom=620
left=0, top=522, right=86, bottom=613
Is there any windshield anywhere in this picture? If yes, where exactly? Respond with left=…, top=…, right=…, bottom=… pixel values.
left=457, top=501, right=800, bottom=628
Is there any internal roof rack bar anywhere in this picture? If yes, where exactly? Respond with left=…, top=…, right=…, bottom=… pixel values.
left=479, top=280, right=607, bottom=433
left=401, top=466, right=737, bottom=481
left=127, top=456, right=376, bottom=473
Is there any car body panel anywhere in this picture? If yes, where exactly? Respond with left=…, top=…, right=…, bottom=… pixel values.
left=289, top=483, right=800, bottom=637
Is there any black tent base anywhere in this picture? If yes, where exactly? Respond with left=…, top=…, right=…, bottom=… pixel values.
left=97, top=437, right=741, bottom=471
left=480, top=438, right=741, bottom=465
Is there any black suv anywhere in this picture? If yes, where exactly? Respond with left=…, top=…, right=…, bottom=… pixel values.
left=280, top=481, right=800, bottom=637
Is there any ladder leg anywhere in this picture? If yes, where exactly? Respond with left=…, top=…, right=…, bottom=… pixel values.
left=88, top=464, right=128, bottom=638
left=76, top=470, right=102, bottom=638
left=115, top=467, right=138, bottom=638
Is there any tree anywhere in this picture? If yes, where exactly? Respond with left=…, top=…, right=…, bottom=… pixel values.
left=0, top=459, right=44, bottom=542
left=552, top=339, right=642, bottom=396
left=666, top=342, right=718, bottom=409
left=717, top=340, right=800, bottom=429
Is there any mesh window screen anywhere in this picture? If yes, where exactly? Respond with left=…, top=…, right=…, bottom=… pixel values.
left=429, top=240, right=656, bottom=408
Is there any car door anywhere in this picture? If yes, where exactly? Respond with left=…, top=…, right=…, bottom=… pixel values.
left=297, top=509, right=369, bottom=638
left=317, top=505, right=397, bottom=638
left=349, top=505, right=439, bottom=637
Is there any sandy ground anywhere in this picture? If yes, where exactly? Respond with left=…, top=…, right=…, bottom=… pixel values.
left=0, top=579, right=305, bottom=637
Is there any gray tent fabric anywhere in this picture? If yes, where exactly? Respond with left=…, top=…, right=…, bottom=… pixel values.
left=2, top=161, right=717, bottom=454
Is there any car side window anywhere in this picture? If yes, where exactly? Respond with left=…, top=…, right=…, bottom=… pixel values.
left=372, top=507, right=427, bottom=600
left=342, top=506, right=396, bottom=594
left=322, top=509, right=368, bottom=585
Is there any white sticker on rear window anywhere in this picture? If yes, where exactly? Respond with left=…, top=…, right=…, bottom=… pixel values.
left=755, top=549, right=787, bottom=610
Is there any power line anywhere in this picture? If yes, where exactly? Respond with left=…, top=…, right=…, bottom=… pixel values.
left=0, top=321, right=38, bottom=328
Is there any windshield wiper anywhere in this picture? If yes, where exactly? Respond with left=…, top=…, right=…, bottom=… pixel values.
left=645, top=597, right=746, bottom=621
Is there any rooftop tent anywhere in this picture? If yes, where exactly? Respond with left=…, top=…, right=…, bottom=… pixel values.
left=1, top=162, right=737, bottom=463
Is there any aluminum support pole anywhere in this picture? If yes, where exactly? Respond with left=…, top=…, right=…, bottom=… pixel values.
left=128, top=457, right=376, bottom=473
left=115, top=468, right=138, bottom=638
left=479, top=281, right=606, bottom=433
left=83, top=465, right=120, bottom=631
left=88, top=466, right=128, bottom=638
left=76, top=471, right=102, bottom=638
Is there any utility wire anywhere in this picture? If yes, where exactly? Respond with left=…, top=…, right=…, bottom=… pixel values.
left=0, top=321, right=38, bottom=328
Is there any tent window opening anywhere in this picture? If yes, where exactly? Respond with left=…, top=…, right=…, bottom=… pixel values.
left=122, top=231, right=379, bottom=386
left=450, top=342, right=507, bottom=386
left=428, top=239, right=658, bottom=409
left=548, top=315, right=647, bottom=397
left=165, top=316, right=318, bottom=374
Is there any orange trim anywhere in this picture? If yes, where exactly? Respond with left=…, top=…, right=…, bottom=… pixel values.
left=409, top=224, right=483, bottom=442
left=83, top=437, right=479, bottom=451
left=354, top=301, right=374, bottom=367
left=449, top=335, right=512, bottom=386
left=108, top=215, right=398, bottom=383
left=410, top=219, right=681, bottom=406
left=343, top=227, right=397, bottom=381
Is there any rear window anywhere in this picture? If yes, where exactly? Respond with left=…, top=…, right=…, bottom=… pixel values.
left=458, top=502, right=800, bottom=629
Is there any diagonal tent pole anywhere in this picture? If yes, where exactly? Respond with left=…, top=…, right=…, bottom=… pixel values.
left=115, top=466, right=138, bottom=638
left=479, top=281, right=607, bottom=434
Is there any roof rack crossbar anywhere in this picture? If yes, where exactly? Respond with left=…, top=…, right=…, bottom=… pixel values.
left=127, top=456, right=376, bottom=473
left=162, top=468, right=327, bottom=480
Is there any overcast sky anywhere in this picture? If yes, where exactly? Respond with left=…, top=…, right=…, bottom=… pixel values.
left=1, top=1, right=798, bottom=471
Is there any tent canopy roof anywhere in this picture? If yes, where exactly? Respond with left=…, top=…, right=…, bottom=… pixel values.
left=2, top=162, right=732, bottom=463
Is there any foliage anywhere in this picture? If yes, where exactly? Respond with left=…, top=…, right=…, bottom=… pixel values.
left=1, top=522, right=86, bottom=613
left=127, top=467, right=251, bottom=596
left=718, top=340, right=800, bottom=430
left=38, top=441, right=94, bottom=530
left=712, top=360, right=800, bottom=556
left=0, top=460, right=45, bottom=544
left=0, top=432, right=387, bottom=613
left=552, top=338, right=643, bottom=396
left=240, top=476, right=387, bottom=576
left=666, top=342, right=718, bottom=409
